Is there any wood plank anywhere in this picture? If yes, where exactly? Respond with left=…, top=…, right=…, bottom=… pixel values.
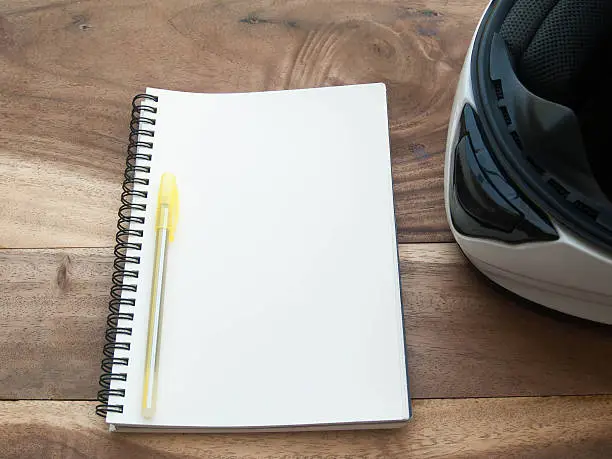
left=1, top=398, right=611, bottom=458
left=0, top=0, right=489, bottom=248
left=1, top=244, right=611, bottom=400
left=0, top=248, right=111, bottom=399
left=402, top=245, right=612, bottom=397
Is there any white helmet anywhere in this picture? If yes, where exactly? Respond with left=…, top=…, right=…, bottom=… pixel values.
left=445, top=0, right=612, bottom=323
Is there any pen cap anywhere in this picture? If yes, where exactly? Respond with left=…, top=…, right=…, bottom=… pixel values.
left=157, top=172, right=179, bottom=242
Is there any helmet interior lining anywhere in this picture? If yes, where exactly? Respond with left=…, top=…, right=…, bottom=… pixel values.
left=500, top=0, right=612, bottom=203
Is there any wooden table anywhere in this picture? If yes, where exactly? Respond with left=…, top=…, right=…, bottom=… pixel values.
left=1, top=0, right=611, bottom=457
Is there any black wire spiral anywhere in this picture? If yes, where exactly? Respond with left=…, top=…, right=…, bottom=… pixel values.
left=96, top=94, right=158, bottom=417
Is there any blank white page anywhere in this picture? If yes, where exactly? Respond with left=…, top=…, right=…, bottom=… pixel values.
left=107, top=83, right=410, bottom=429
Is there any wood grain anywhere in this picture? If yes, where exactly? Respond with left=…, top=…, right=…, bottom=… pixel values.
left=1, top=244, right=610, bottom=400
left=402, top=244, right=612, bottom=398
left=0, top=248, right=111, bottom=399
left=0, top=0, right=488, bottom=248
left=1, top=398, right=611, bottom=458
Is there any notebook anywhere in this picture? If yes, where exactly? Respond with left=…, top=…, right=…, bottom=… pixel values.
left=97, top=83, right=411, bottom=432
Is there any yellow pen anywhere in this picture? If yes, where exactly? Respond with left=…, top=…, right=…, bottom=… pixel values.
left=142, top=172, right=179, bottom=418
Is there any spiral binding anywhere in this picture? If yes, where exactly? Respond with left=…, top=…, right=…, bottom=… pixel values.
left=96, top=94, right=158, bottom=416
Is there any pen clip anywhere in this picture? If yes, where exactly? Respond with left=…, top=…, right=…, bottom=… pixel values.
left=158, top=173, right=179, bottom=242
